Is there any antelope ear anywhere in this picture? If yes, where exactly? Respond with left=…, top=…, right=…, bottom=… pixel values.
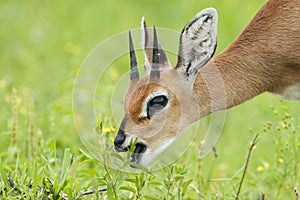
left=141, top=17, right=171, bottom=74
left=175, top=8, right=218, bottom=84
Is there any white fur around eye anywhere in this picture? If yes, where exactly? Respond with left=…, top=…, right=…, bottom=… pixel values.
left=140, top=90, right=169, bottom=119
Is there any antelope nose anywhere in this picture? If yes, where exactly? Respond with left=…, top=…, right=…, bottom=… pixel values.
left=114, top=133, right=125, bottom=146
left=114, top=129, right=127, bottom=152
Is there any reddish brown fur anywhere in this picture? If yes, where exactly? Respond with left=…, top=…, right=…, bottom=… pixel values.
left=119, top=0, right=300, bottom=165
left=127, top=82, right=161, bottom=124
left=194, top=0, right=300, bottom=117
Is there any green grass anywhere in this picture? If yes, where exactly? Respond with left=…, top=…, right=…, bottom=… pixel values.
left=1, top=0, right=300, bottom=199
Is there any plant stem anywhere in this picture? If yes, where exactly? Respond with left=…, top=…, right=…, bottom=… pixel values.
left=235, top=134, right=259, bottom=200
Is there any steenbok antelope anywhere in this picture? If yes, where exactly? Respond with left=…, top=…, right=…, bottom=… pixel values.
left=114, top=0, right=300, bottom=166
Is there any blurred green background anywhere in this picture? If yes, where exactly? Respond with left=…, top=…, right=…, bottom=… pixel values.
left=0, top=0, right=267, bottom=146
left=0, top=0, right=299, bottom=197
left=1, top=0, right=298, bottom=163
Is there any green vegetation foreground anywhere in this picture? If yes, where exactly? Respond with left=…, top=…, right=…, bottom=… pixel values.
left=0, top=0, right=299, bottom=199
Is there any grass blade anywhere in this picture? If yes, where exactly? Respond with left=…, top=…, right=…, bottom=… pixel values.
left=59, top=148, right=70, bottom=186
left=0, top=164, right=10, bottom=189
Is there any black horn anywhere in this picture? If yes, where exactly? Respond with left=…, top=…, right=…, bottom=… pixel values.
left=150, top=26, right=160, bottom=81
left=129, top=31, right=139, bottom=81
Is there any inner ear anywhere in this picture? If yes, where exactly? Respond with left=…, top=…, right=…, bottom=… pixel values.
left=175, top=8, right=218, bottom=82
left=141, top=17, right=171, bottom=74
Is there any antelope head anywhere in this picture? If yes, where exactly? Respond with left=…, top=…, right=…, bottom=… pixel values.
left=114, top=8, right=218, bottom=166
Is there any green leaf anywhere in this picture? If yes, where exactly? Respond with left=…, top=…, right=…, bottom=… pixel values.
left=135, top=176, right=139, bottom=189
left=119, top=186, right=136, bottom=193
left=59, top=148, right=70, bottom=186
left=107, top=181, right=115, bottom=199
left=128, top=162, right=149, bottom=172
left=64, top=186, right=73, bottom=199
left=33, top=157, right=39, bottom=196
left=110, top=152, right=124, bottom=161
left=79, top=148, right=95, bottom=159
left=0, top=164, right=10, bottom=189
left=182, top=179, right=193, bottom=194
left=124, top=178, right=136, bottom=183
left=53, top=175, right=61, bottom=198
left=173, top=174, right=185, bottom=180
left=143, top=195, right=161, bottom=200
left=148, top=181, right=162, bottom=186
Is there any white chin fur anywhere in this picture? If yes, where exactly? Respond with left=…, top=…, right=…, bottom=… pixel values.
left=138, top=138, right=176, bottom=166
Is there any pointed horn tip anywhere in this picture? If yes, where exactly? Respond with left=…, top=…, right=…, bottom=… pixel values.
left=153, top=26, right=158, bottom=36
left=141, top=16, right=146, bottom=27
left=129, top=29, right=139, bottom=80
left=129, top=30, right=135, bottom=59
left=128, top=30, right=131, bottom=38
left=129, top=30, right=133, bottom=48
left=141, top=16, right=145, bottom=24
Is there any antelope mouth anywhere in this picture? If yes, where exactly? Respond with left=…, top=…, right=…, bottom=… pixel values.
left=114, top=145, right=128, bottom=152
left=130, top=142, right=147, bottom=164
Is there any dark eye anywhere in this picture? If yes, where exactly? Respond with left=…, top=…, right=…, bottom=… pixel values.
left=147, top=95, right=168, bottom=119
left=149, top=95, right=168, bottom=107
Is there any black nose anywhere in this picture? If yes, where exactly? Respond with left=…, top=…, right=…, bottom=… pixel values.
left=114, top=133, right=125, bottom=146
left=114, top=129, right=126, bottom=150
left=114, top=131, right=127, bottom=152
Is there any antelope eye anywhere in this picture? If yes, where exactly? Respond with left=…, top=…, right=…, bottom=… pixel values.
left=149, top=95, right=168, bottom=107
left=147, top=95, right=168, bottom=119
